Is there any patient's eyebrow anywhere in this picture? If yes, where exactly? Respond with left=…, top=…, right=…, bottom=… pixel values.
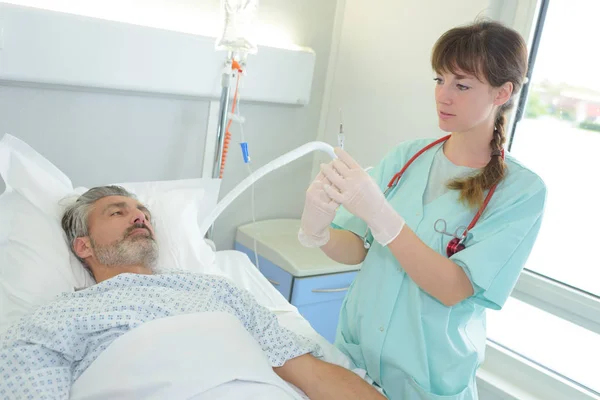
left=102, top=202, right=151, bottom=219
left=103, top=202, right=128, bottom=214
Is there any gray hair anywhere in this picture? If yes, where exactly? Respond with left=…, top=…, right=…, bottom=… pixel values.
left=61, top=185, right=137, bottom=270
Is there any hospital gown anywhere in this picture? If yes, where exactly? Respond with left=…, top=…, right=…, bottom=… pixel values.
left=0, top=272, right=322, bottom=400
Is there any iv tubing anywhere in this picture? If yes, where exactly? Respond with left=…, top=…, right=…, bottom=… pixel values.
left=198, top=141, right=337, bottom=237
left=219, top=60, right=244, bottom=178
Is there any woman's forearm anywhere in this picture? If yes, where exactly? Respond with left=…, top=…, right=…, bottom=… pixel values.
left=320, top=228, right=367, bottom=265
left=387, top=226, right=474, bottom=306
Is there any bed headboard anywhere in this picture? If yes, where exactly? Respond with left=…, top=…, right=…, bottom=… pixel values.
left=0, top=2, right=316, bottom=199
left=0, top=3, right=316, bottom=105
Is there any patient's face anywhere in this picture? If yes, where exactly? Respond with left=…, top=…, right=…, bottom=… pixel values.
left=83, top=196, right=158, bottom=268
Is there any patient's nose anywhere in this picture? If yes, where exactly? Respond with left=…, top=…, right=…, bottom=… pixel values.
left=132, top=209, right=147, bottom=225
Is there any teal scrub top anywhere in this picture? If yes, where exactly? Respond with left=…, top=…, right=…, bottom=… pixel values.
left=332, top=138, right=547, bottom=400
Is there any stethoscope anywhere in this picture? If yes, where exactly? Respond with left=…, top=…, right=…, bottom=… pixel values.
left=362, top=134, right=504, bottom=257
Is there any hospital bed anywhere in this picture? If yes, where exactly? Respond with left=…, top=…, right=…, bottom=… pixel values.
left=0, top=133, right=354, bottom=399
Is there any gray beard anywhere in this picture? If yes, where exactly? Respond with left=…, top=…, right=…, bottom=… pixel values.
left=91, top=233, right=158, bottom=270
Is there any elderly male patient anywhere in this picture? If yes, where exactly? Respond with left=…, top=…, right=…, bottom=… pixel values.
left=0, top=186, right=384, bottom=400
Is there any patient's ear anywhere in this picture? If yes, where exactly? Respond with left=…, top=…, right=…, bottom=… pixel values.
left=73, top=237, right=93, bottom=259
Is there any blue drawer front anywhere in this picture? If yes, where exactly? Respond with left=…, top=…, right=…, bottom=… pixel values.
left=297, top=300, right=345, bottom=344
left=234, top=241, right=359, bottom=343
left=234, top=242, right=293, bottom=301
left=292, top=272, right=357, bottom=343
left=291, top=271, right=357, bottom=306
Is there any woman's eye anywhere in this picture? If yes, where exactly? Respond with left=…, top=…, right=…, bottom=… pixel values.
left=111, top=211, right=122, bottom=216
left=457, top=84, right=470, bottom=91
left=433, top=78, right=443, bottom=84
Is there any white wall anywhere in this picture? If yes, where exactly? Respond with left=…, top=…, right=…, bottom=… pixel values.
left=0, top=0, right=340, bottom=250
left=0, top=85, right=209, bottom=185
left=313, top=0, right=498, bottom=174
left=0, top=0, right=301, bottom=49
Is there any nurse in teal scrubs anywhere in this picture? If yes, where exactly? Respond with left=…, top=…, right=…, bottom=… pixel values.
left=298, top=20, right=547, bottom=399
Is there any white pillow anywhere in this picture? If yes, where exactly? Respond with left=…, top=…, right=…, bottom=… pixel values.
left=0, top=134, right=221, bottom=331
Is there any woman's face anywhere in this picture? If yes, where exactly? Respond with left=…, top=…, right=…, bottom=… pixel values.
left=434, top=69, right=512, bottom=134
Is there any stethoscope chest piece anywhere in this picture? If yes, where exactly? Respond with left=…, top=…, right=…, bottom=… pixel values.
left=446, top=237, right=466, bottom=257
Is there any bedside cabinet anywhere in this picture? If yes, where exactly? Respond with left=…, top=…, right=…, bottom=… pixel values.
left=235, top=219, right=361, bottom=343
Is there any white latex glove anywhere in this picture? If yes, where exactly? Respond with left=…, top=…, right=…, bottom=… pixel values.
left=321, top=148, right=405, bottom=246
left=298, top=171, right=340, bottom=248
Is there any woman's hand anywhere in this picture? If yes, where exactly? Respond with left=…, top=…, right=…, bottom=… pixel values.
left=321, top=148, right=405, bottom=246
left=298, top=171, right=340, bottom=248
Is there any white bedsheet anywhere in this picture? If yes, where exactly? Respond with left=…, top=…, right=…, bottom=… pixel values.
left=71, top=312, right=305, bottom=399
left=70, top=250, right=354, bottom=399
left=203, top=250, right=354, bottom=369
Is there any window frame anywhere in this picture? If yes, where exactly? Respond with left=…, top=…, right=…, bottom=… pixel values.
left=477, top=341, right=600, bottom=400
left=512, top=270, right=600, bottom=335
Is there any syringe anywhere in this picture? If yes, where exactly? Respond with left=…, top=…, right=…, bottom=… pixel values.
left=338, top=108, right=345, bottom=149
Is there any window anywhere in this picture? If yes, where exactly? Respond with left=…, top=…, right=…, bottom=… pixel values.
left=488, top=1, right=600, bottom=396
left=487, top=297, right=600, bottom=396
left=508, top=0, right=600, bottom=298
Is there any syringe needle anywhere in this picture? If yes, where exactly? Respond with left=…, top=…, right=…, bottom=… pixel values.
left=338, top=108, right=345, bottom=149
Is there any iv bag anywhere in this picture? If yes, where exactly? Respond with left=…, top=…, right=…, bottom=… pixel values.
left=216, top=0, right=259, bottom=55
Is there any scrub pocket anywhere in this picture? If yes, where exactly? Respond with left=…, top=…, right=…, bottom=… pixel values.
left=335, top=338, right=366, bottom=371
left=406, top=376, right=475, bottom=400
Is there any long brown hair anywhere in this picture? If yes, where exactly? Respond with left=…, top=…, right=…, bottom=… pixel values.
left=431, top=20, right=528, bottom=208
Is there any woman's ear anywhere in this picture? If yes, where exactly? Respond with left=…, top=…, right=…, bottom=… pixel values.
left=494, top=82, right=514, bottom=106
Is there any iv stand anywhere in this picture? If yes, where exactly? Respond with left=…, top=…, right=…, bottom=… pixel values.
left=207, top=52, right=234, bottom=240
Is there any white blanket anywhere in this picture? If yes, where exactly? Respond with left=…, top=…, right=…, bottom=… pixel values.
left=71, top=312, right=305, bottom=399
